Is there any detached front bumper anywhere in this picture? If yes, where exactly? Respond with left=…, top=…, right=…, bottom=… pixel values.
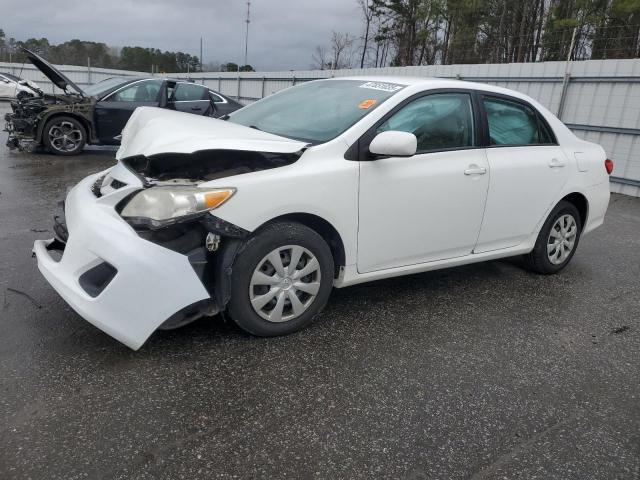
left=33, top=172, right=210, bottom=350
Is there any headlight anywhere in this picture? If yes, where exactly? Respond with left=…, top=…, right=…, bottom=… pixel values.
left=120, top=186, right=235, bottom=225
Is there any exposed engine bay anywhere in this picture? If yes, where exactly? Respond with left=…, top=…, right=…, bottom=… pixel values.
left=121, top=149, right=301, bottom=184
left=4, top=93, right=90, bottom=152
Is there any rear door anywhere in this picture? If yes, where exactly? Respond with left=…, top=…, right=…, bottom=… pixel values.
left=169, top=82, right=213, bottom=116
left=474, top=94, right=570, bottom=252
left=94, top=79, right=163, bottom=143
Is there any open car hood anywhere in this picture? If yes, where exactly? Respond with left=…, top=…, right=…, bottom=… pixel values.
left=22, top=48, right=85, bottom=96
left=116, top=106, right=308, bottom=160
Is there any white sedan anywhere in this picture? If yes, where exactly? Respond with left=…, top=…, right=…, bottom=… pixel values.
left=33, top=77, right=612, bottom=349
left=0, top=72, right=40, bottom=99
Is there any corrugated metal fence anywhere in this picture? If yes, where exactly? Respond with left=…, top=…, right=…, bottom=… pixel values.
left=1, top=59, right=639, bottom=196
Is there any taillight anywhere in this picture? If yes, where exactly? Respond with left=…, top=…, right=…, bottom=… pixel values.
left=604, top=159, right=614, bottom=175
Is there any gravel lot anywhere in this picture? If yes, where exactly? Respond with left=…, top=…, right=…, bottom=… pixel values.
left=1, top=102, right=639, bottom=479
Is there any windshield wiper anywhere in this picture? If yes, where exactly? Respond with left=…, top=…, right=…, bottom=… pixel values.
left=249, top=125, right=262, bottom=131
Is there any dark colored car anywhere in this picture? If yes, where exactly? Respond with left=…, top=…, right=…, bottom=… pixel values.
left=4, top=48, right=243, bottom=156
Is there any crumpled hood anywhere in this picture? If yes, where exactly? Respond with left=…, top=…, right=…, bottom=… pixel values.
left=116, top=106, right=308, bottom=160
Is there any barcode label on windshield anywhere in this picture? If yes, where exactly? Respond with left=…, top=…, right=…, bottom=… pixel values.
left=359, top=82, right=404, bottom=92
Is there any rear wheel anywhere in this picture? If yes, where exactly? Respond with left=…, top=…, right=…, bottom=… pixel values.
left=523, top=200, right=582, bottom=274
left=42, top=116, right=86, bottom=156
left=227, top=221, right=334, bottom=336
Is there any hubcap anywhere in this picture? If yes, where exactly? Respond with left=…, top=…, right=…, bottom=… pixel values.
left=249, top=245, right=321, bottom=323
left=48, top=121, right=83, bottom=152
left=547, top=214, right=578, bottom=265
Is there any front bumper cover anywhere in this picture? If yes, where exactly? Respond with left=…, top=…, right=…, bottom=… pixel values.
left=32, top=172, right=211, bottom=350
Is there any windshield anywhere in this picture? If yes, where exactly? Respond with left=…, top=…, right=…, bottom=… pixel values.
left=83, top=77, right=133, bottom=98
left=229, top=79, right=405, bottom=143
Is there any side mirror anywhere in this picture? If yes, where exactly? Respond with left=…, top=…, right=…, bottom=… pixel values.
left=369, top=131, right=417, bottom=158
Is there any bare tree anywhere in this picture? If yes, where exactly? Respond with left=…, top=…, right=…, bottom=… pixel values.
left=358, top=0, right=376, bottom=67
left=330, top=31, right=356, bottom=69
left=311, top=45, right=329, bottom=69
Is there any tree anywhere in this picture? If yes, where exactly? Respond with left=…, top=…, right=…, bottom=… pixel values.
left=222, top=62, right=239, bottom=72
left=330, top=31, right=356, bottom=69
left=311, top=46, right=330, bottom=69
left=345, top=0, right=639, bottom=67
left=358, top=0, right=377, bottom=67
left=0, top=27, right=220, bottom=73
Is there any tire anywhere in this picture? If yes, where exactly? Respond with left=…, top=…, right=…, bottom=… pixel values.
left=523, top=200, right=582, bottom=274
left=227, top=221, right=334, bottom=336
left=42, top=116, right=86, bottom=156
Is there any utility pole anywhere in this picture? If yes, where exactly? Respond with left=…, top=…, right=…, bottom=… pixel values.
left=244, top=1, right=251, bottom=68
left=200, top=36, right=203, bottom=72
left=557, top=26, right=578, bottom=119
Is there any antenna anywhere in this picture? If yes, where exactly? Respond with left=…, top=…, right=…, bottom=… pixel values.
left=244, top=1, right=251, bottom=68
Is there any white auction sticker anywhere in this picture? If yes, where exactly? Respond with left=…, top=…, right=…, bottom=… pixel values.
left=359, top=81, right=404, bottom=92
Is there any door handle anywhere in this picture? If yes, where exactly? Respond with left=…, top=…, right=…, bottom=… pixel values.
left=549, top=158, right=565, bottom=168
left=464, top=165, right=487, bottom=175
left=191, top=106, right=202, bottom=111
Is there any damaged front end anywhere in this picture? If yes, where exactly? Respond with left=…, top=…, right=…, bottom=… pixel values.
left=32, top=104, right=311, bottom=349
left=98, top=146, right=302, bottom=330
left=5, top=47, right=91, bottom=152
left=4, top=94, right=90, bottom=152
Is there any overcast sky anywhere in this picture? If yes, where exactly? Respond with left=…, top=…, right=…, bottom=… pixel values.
left=2, top=0, right=363, bottom=71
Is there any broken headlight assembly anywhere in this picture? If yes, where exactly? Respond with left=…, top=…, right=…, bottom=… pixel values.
left=119, top=186, right=236, bottom=228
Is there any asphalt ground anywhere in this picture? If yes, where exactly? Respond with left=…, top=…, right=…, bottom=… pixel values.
left=0, top=102, right=639, bottom=479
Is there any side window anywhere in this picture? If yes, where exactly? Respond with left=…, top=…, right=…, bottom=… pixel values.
left=377, top=93, right=474, bottom=152
left=108, top=80, right=162, bottom=102
left=210, top=92, right=226, bottom=103
left=483, top=97, right=552, bottom=145
left=173, top=83, right=208, bottom=101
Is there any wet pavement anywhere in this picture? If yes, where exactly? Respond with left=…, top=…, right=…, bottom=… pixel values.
left=0, top=102, right=639, bottom=479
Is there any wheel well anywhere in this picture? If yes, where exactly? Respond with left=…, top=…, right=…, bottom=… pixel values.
left=39, top=112, right=90, bottom=141
left=261, top=213, right=346, bottom=272
left=561, top=192, right=588, bottom=226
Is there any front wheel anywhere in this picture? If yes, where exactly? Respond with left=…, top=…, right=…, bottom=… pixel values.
left=227, top=221, right=334, bottom=336
left=523, top=200, right=582, bottom=274
left=42, top=116, right=86, bottom=156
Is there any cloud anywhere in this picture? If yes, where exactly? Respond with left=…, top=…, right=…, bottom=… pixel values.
left=2, top=0, right=363, bottom=70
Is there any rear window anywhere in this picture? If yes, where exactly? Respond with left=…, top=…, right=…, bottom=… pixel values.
left=174, top=83, right=207, bottom=101
left=483, top=97, right=553, bottom=146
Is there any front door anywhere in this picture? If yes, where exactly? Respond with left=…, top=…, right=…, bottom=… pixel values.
left=94, top=79, right=163, bottom=144
left=357, top=92, right=489, bottom=273
left=474, top=95, right=570, bottom=252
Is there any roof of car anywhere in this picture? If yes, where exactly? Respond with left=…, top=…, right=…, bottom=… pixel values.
left=333, top=75, right=444, bottom=86
left=330, top=75, right=536, bottom=102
